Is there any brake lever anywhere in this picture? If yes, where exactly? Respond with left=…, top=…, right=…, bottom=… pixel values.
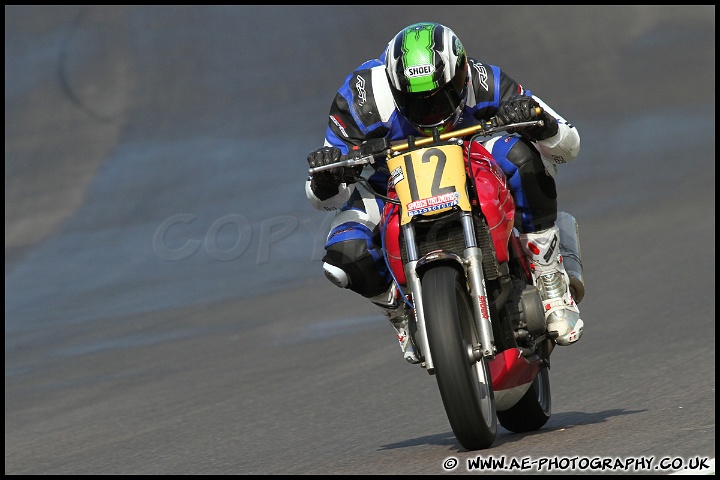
left=308, top=155, right=378, bottom=175
left=483, top=119, right=544, bottom=136
left=308, top=137, right=392, bottom=175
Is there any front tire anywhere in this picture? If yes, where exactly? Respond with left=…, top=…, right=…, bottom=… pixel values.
left=422, top=265, right=497, bottom=450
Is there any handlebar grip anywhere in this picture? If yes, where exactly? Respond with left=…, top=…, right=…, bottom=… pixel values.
left=492, top=106, right=543, bottom=127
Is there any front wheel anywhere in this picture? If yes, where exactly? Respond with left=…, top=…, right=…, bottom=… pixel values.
left=422, top=265, right=497, bottom=450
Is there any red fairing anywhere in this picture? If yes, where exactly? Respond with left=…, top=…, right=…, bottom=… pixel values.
left=465, top=141, right=515, bottom=264
left=382, top=192, right=405, bottom=286
left=489, top=348, right=541, bottom=391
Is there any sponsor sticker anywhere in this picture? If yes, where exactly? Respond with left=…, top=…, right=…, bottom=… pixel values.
left=406, top=191, right=460, bottom=217
left=390, top=166, right=404, bottom=187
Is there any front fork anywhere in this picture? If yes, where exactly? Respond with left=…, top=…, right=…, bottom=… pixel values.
left=402, top=211, right=496, bottom=373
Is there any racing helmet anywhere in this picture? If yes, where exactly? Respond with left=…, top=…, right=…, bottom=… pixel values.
left=385, top=22, right=469, bottom=136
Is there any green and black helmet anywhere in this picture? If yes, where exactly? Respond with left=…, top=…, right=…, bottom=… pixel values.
left=385, top=22, right=469, bottom=136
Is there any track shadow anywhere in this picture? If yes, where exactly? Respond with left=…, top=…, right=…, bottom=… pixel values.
left=378, top=409, right=647, bottom=452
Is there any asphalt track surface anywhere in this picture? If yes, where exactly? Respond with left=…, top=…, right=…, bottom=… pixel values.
left=5, top=5, right=715, bottom=475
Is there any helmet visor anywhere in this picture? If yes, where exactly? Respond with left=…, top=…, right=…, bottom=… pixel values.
left=393, top=67, right=468, bottom=130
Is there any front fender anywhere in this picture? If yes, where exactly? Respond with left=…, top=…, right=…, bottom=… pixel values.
left=415, top=251, right=465, bottom=279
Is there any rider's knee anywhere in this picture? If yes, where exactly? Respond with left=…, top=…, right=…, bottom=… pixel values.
left=506, top=137, right=543, bottom=171
left=323, top=239, right=389, bottom=298
left=510, top=137, right=556, bottom=198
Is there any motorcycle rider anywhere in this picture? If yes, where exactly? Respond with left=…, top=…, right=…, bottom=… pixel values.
left=306, top=22, right=584, bottom=363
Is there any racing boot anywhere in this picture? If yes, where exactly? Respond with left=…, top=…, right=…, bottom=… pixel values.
left=520, top=225, right=584, bottom=345
left=370, top=284, right=420, bottom=364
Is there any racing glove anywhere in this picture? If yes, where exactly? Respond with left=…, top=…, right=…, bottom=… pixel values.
left=496, top=95, right=559, bottom=141
left=307, top=146, right=357, bottom=200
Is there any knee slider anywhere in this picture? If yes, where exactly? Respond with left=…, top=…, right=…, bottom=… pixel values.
left=323, top=262, right=349, bottom=288
left=322, top=239, right=389, bottom=298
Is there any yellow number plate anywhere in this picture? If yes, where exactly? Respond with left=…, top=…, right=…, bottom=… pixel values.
left=387, top=144, right=471, bottom=225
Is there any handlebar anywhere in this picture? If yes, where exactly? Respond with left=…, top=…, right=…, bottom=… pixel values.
left=308, top=108, right=544, bottom=175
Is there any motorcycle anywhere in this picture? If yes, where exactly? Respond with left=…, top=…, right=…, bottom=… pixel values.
left=308, top=110, right=584, bottom=451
